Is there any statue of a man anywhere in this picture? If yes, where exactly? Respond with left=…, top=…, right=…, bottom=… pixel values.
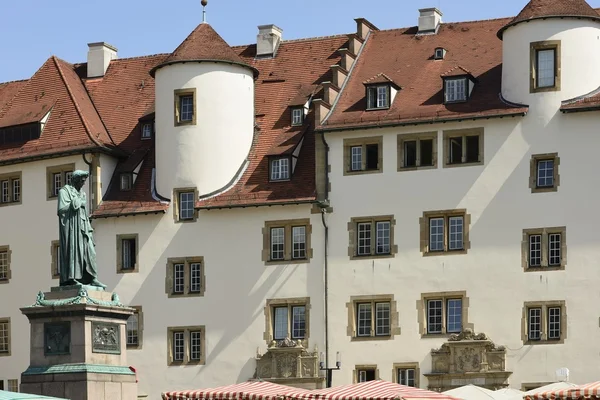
left=57, top=170, right=106, bottom=289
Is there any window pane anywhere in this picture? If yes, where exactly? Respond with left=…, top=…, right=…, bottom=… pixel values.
left=173, top=264, right=185, bottom=294
left=126, top=312, right=139, bottom=346
left=375, top=302, right=390, bottom=336
left=292, top=108, right=303, bottom=125
left=357, top=303, right=372, bottom=337
left=548, top=307, right=561, bottom=340
left=537, top=160, right=554, bottom=188
left=420, top=139, right=433, bottom=167
left=12, top=179, right=20, bottom=202
left=270, top=227, right=285, bottom=260
left=0, top=181, right=8, bottom=203
left=367, top=87, right=376, bottom=109
left=404, top=140, right=417, bottom=168
left=173, top=331, right=185, bottom=361
left=271, top=158, right=290, bottom=181
left=142, top=123, right=152, bottom=138
left=447, top=299, right=462, bottom=333
left=190, top=331, right=202, bottom=361
left=529, top=235, right=542, bottom=267
left=120, top=174, right=132, bottom=191
left=65, top=172, right=73, bottom=186
left=448, top=216, right=464, bottom=250
left=351, top=146, right=363, bottom=171
left=528, top=308, right=542, bottom=340
left=0, top=251, right=8, bottom=281
left=292, top=226, right=306, bottom=259
left=446, top=79, right=466, bottom=102
left=377, top=86, right=388, bottom=108
left=292, top=306, right=306, bottom=339
left=427, top=299, right=443, bottom=334
left=122, top=239, right=135, bottom=270
left=449, top=137, right=462, bottom=164
left=366, top=144, right=379, bottom=170
left=179, top=192, right=195, bottom=220
left=549, top=233, right=561, bottom=266
left=273, top=307, right=288, bottom=340
left=0, top=322, right=8, bottom=353
left=429, top=218, right=444, bottom=252
left=357, top=222, right=372, bottom=256
left=399, top=369, right=416, bottom=387
left=465, top=136, right=479, bottom=163
left=180, top=95, right=194, bottom=121
left=537, top=49, right=555, bottom=88
left=53, top=172, right=62, bottom=196
left=376, top=221, right=391, bottom=254
left=190, top=263, right=202, bottom=293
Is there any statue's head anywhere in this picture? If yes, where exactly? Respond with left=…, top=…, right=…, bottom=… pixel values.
left=71, top=170, right=90, bottom=190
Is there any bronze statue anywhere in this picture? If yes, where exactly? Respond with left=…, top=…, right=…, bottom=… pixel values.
left=57, top=170, right=106, bottom=289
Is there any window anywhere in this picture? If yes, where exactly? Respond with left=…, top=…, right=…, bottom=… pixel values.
left=291, top=108, right=304, bottom=126
left=521, top=227, right=566, bottom=270
left=0, top=246, right=11, bottom=284
left=434, top=48, right=446, bottom=60
left=0, top=172, right=21, bottom=206
left=167, top=326, right=205, bottom=365
left=444, top=78, right=467, bottom=103
left=166, top=257, right=205, bottom=298
left=530, top=153, right=560, bottom=193
left=174, top=188, right=197, bottom=222
left=51, top=241, right=60, bottom=279
left=141, top=123, right=153, bottom=139
left=349, top=216, right=396, bottom=259
left=394, top=363, right=419, bottom=387
left=420, top=210, right=470, bottom=255
left=354, top=366, right=378, bottom=383
left=116, top=234, right=138, bottom=273
left=263, top=219, right=312, bottom=264
left=522, top=301, right=566, bottom=344
left=398, top=132, right=437, bottom=170
left=7, top=379, right=18, bottom=392
left=127, top=306, right=143, bottom=349
left=443, top=129, right=483, bottom=166
left=0, top=318, right=10, bottom=356
left=418, top=292, right=470, bottom=336
left=264, top=298, right=310, bottom=344
left=343, top=137, right=383, bottom=175
left=531, top=41, right=560, bottom=92
left=367, top=85, right=390, bottom=109
left=174, top=89, right=197, bottom=126
left=270, top=157, right=290, bottom=181
left=347, top=295, right=400, bottom=341
left=120, top=173, right=133, bottom=191
left=46, top=164, right=74, bottom=199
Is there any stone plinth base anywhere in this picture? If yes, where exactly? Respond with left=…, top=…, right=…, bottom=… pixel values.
left=20, top=287, right=138, bottom=400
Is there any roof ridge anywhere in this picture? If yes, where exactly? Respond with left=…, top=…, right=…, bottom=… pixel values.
left=72, top=53, right=170, bottom=68
left=0, top=78, right=29, bottom=86
left=231, top=33, right=350, bottom=50
left=374, top=16, right=513, bottom=34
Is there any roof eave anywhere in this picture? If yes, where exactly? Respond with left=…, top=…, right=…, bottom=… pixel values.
left=560, top=105, right=600, bottom=113
left=0, top=145, right=124, bottom=167
left=91, top=208, right=167, bottom=219
left=497, top=15, right=600, bottom=39
left=150, top=59, right=259, bottom=79
left=196, top=199, right=318, bottom=211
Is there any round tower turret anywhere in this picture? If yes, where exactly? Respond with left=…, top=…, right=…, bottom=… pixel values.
left=151, top=22, right=257, bottom=198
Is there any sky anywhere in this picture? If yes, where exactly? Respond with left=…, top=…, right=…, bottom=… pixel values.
left=1, top=0, right=600, bottom=83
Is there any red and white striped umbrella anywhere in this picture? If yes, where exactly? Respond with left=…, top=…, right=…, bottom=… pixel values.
left=525, top=382, right=600, bottom=400
left=162, top=381, right=313, bottom=400
left=295, top=380, right=462, bottom=400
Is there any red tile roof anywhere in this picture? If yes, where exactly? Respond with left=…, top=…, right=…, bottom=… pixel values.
left=0, top=80, right=28, bottom=112
left=561, top=88, right=600, bottom=112
left=363, top=73, right=400, bottom=88
left=498, top=0, right=600, bottom=38
left=441, top=66, right=473, bottom=78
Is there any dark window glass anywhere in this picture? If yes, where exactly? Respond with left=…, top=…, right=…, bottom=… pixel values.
left=465, top=136, right=479, bottom=163
left=404, top=141, right=417, bottom=168
left=365, top=144, right=379, bottom=170
left=420, top=139, right=433, bottom=166
left=449, top=137, right=462, bottom=164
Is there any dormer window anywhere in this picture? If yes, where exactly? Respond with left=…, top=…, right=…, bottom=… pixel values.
left=434, top=48, right=446, bottom=60
left=291, top=108, right=304, bottom=126
left=367, top=86, right=390, bottom=110
left=120, top=173, right=133, bottom=191
left=141, top=123, right=153, bottom=139
left=445, top=78, right=468, bottom=103
left=270, top=157, right=290, bottom=181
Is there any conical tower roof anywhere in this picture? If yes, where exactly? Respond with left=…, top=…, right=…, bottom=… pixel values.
left=151, top=23, right=257, bottom=77
left=498, top=0, right=600, bottom=38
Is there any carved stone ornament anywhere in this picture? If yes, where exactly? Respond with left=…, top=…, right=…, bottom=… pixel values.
left=91, top=322, right=121, bottom=355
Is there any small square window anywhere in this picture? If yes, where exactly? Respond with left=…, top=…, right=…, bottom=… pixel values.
left=167, top=326, right=205, bottom=365
left=265, top=298, right=310, bottom=344
left=166, top=257, right=205, bottom=297
left=445, top=78, right=467, bottom=103
left=395, top=364, right=419, bottom=387
left=355, top=366, right=378, bottom=383
left=174, top=189, right=197, bottom=222
left=523, top=301, right=565, bottom=344
left=46, top=165, right=74, bottom=200
left=174, top=89, right=197, bottom=126
left=421, top=210, right=470, bottom=255
left=366, top=85, right=390, bottom=109
left=344, top=137, right=383, bottom=175
left=141, top=123, right=153, bottom=139
left=443, top=129, right=483, bottom=167
left=270, top=157, right=290, bottom=181
left=120, top=173, right=133, bottom=191
left=522, top=227, right=566, bottom=271
left=117, top=234, right=138, bottom=273
left=434, top=48, right=446, bottom=60
left=420, top=292, right=468, bottom=336
left=291, top=108, right=304, bottom=126
left=530, top=154, right=560, bottom=193
left=350, top=217, right=395, bottom=259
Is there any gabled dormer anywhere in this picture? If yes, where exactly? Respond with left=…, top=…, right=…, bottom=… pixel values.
left=288, top=84, right=318, bottom=127
left=363, top=73, right=401, bottom=110
left=441, top=66, right=476, bottom=104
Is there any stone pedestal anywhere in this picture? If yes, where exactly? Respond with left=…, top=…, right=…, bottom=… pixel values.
left=20, top=286, right=138, bottom=400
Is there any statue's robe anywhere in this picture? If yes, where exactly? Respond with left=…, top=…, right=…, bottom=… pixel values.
left=57, top=185, right=99, bottom=285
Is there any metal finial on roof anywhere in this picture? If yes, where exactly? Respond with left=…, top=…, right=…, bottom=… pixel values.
left=201, top=0, right=208, bottom=23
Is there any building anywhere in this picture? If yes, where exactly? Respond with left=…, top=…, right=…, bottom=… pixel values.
left=1, top=0, right=600, bottom=396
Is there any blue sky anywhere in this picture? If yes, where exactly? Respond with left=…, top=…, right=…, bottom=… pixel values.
left=1, top=0, right=599, bottom=83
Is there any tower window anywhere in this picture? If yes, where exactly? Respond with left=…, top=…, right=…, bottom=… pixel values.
left=174, top=89, right=197, bottom=126
left=530, top=41, right=561, bottom=93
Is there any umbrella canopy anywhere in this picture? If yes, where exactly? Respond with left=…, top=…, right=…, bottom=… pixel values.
left=162, top=380, right=313, bottom=400
left=443, top=385, right=499, bottom=400
left=295, top=380, right=461, bottom=400
left=0, top=391, right=66, bottom=400
left=524, top=382, right=600, bottom=400
left=523, top=383, right=578, bottom=400
left=494, top=388, right=524, bottom=400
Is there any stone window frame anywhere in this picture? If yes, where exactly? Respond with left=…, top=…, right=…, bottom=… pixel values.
left=116, top=234, right=140, bottom=274
left=521, top=301, right=567, bottom=345
left=165, top=256, right=206, bottom=298
left=353, top=364, right=380, bottom=383
left=397, top=132, right=438, bottom=171
left=419, top=209, right=471, bottom=256
left=417, top=291, right=472, bottom=337
left=348, top=215, right=397, bottom=260
left=173, top=187, right=198, bottom=223
left=343, top=136, right=383, bottom=176
left=521, top=227, right=567, bottom=272
left=50, top=240, right=60, bottom=279
left=392, top=362, right=420, bottom=387
left=346, top=294, right=401, bottom=341
left=167, top=325, right=205, bottom=366
left=174, top=88, right=197, bottom=126
left=262, top=219, right=313, bottom=265
left=126, top=306, right=143, bottom=350
left=263, top=297, right=310, bottom=346
left=7, top=379, right=18, bottom=392
left=0, top=317, right=11, bottom=357
left=529, top=153, right=560, bottom=193
left=46, top=164, right=75, bottom=200
left=530, top=40, right=561, bottom=93
left=0, top=246, right=12, bottom=284
left=442, top=128, right=484, bottom=168
left=0, top=171, right=22, bottom=207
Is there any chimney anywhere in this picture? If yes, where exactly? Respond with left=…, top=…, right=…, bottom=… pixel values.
left=418, top=8, right=443, bottom=34
left=87, top=42, right=118, bottom=78
left=256, top=24, right=283, bottom=58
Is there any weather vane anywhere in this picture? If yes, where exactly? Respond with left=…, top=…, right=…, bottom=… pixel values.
left=202, top=0, right=208, bottom=23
